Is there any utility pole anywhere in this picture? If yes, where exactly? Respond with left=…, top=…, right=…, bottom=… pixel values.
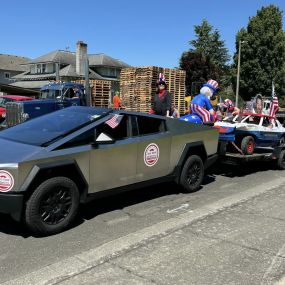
left=84, top=58, right=91, bottom=106
left=235, top=40, right=247, bottom=107
left=235, top=40, right=242, bottom=107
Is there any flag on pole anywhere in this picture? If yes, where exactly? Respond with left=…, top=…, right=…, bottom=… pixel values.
left=105, top=114, right=124, bottom=129
left=158, top=73, right=165, bottom=82
left=269, top=81, right=279, bottom=119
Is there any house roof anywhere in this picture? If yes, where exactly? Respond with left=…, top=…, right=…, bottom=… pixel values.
left=10, top=80, right=53, bottom=89
left=12, top=65, right=118, bottom=81
left=28, top=50, right=76, bottom=65
left=0, top=54, right=30, bottom=71
left=88, top=53, right=130, bottom=68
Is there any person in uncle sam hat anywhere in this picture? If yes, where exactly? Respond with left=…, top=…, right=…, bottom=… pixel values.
left=190, top=79, right=219, bottom=124
left=149, top=73, right=172, bottom=117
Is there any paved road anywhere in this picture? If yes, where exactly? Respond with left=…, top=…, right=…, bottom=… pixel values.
left=0, top=162, right=285, bottom=284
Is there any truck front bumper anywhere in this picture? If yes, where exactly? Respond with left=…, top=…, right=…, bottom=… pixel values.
left=0, top=192, right=24, bottom=221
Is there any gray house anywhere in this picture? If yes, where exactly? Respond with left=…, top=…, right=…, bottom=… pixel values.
left=11, top=41, right=130, bottom=89
left=0, top=54, right=30, bottom=85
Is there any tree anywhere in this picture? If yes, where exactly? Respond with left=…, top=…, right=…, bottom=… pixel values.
left=233, top=5, right=285, bottom=101
left=190, top=19, right=230, bottom=69
left=180, top=19, right=230, bottom=95
left=179, top=51, right=222, bottom=95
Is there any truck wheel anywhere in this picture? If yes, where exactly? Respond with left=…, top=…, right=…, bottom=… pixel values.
left=25, top=177, right=79, bottom=236
left=180, top=155, right=204, bottom=193
left=241, top=136, right=255, bottom=155
left=277, top=150, right=285, bottom=170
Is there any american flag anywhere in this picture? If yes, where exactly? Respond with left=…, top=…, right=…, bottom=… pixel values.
left=105, top=114, right=124, bottom=129
left=269, top=81, right=279, bottom=119
left=159, top=73, right=165, bottom=82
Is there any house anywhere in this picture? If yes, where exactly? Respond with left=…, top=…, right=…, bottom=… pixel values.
left=11, top=41, right=131, bottom=90
left=0, top=54, right=30, bottom=85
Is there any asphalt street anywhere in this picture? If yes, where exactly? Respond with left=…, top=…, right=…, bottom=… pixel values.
left=1, top=161, right=285, bottom=284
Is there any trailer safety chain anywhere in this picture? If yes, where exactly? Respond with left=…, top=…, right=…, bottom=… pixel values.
left=230, top=141, right=244, bottom=155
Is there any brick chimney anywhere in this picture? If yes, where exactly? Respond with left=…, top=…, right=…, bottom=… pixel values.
left=76, top=41, right=88, bottom=76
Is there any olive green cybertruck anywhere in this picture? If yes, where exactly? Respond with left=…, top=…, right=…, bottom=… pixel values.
left=0, top=107, right=219, bottom=235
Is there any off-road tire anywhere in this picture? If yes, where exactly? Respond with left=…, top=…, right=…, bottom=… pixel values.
left=25, top=177, right=79, bottom=236
left=180, top=155, right=204, bottom=193
left=241, top=136, right=255, bottom=155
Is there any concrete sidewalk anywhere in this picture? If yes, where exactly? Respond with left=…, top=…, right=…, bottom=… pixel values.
left=4, top=177, right=285, bottom=285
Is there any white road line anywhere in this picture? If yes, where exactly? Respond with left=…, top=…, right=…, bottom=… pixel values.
left=167, top=203, right=190, bottom=213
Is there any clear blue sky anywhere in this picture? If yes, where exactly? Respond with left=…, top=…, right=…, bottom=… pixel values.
left=1, top=0, right=285, bottom=68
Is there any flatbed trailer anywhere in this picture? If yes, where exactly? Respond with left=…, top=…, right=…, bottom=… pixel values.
left=219, top=146, right=285, bottom=169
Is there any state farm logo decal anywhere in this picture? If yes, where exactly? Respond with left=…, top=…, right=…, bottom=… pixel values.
left=0, top=170, right=14, bottom=192
left=144, top=143, right=159, bottom=167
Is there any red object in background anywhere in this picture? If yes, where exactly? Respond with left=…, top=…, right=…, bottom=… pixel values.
left=0, top=95, right=33, bottom=119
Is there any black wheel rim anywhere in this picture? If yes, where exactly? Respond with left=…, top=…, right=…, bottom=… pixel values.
left=39, top=188, right=72, bottom=225
left=186, top=162, right=201, bottom=186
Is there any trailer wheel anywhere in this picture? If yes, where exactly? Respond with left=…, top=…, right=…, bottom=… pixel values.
left=180, top=155, right=204, bottom=193
left=277, top=150, right=285, bottom=170
left=241, top=136, right=255, bottom=155
left=25, top=177, right=79, bottom=236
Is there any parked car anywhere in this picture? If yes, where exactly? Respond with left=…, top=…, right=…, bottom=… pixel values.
left=0, top=106, right=218, bottom=235
left=215, top=112, right=285, bottom=154
left=0, top=95, right=33, bottom=122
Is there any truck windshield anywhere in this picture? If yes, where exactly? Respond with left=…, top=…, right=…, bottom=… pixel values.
left=40, top=89, right=61, bottom=99
left=0, top=107, right=110, bottom=146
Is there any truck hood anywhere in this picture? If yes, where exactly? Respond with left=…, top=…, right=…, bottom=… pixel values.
left=0, top=138, right=45, bottom=163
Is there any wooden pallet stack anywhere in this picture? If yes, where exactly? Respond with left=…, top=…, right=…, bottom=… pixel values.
left=76, top=79, right=112, bottom=108
left=120, top=66, right=186, bottom=115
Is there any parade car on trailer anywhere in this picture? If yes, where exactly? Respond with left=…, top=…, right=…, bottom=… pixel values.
left=215, top=113, right=285, bottom=155
left=0, top=106, right=219, bottom=235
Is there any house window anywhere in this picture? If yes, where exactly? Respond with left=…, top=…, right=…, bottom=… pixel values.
left=36, top=64, right=41, bottom=73
left=4, top=72, right=10, bottom=79
left=42, top=64, right=46, bottom=73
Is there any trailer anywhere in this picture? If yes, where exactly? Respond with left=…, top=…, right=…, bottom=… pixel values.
left=219, top=145, right=285, bottom=170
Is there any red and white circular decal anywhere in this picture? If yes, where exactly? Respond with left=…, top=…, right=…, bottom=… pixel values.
left=144, top=143, right=160, bottom=167
left=0, top=170, right=14, bottom=192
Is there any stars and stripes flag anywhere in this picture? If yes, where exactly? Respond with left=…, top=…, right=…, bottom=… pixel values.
left=158, top=73, right=165, bottom=82
left=105, top=114, right=124, bottom=129
left=269, top=81, right=279, bottom=119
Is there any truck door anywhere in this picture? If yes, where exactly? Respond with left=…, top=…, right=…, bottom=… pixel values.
left=89, top=114, right=138, bottom=192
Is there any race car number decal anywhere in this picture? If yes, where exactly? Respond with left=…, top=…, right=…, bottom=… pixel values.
left=144, top=143, right=159, bottom=167
left=0, top=170, right=14, bottom=192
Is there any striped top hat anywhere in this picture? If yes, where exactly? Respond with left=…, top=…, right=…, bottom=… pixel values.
left=203, top=79, right=219, bottom=93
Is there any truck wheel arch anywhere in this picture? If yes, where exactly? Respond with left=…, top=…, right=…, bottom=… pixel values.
left=20, top=160, right=88, bottom=203
left=174, top=141, right=207, bottom=184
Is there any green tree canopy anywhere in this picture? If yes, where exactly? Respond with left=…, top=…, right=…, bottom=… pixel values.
left=190, top=19, right=230, bottom=69
left=179, top=51, right=222, bottom=95
left=180, top=19, right=230, bottom=95
left=234, top=5, right=285, bottom=101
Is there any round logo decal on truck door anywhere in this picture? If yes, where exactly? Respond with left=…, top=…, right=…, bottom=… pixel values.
left=0, top=170, right=14, bottom=192
left=144, top=143, right=160, bottom=167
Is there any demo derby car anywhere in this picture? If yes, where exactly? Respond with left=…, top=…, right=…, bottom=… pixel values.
left=215, top=113, right=285, bottom=155
left=0, top=106, right=218, bottom=235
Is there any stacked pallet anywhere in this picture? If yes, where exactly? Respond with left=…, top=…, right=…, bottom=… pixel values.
left=120, top=66, right=186, bottom=115
left=76, top=79, right=112, bottom=108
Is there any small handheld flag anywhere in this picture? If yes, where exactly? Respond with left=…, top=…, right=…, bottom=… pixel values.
left=105, top=114, right=124, bottom=129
